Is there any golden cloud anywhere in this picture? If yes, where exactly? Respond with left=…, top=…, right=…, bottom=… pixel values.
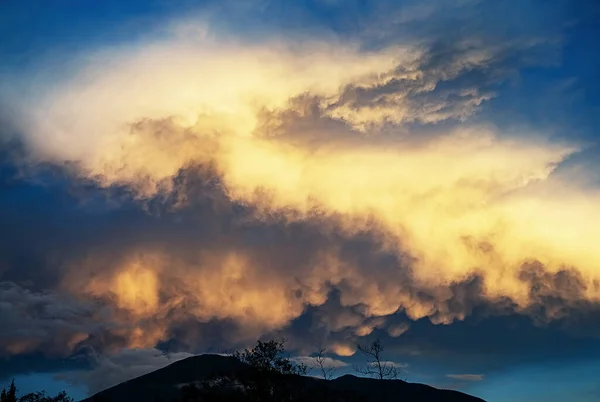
left=6, top=20, right=600, bottom=354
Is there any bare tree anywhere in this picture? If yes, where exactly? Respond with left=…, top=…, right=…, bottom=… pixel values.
left=313, top=348, right=337, bottom=380
left=352, top=338, right=398, bottom=380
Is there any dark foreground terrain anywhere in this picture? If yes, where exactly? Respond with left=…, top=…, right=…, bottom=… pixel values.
left=84, top=354, right=485, bottom=402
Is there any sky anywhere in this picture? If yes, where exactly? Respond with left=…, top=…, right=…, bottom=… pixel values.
left=0, top=0, right=600, bottom=401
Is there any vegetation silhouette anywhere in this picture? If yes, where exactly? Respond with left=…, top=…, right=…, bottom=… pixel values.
left=232, top=338, right=308, bottom=376
left=179, top=338, right=316, bottom=401
left=352, top=338, right=400, bottom=380
left=313, top=348, right=337, bottom=380
left=172, top=339, right=481, bottom=402
left=0, top=379, right=73, bottom=402
left=2, top=338, right=485, bottom=402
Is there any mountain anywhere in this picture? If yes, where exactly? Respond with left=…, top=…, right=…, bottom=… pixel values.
left=83, top=354, right=486, bottom=402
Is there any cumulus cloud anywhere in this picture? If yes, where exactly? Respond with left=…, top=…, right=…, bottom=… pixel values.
left=0, top=0, right=598, bottom=380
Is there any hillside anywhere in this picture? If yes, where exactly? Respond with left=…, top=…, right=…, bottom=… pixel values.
left=84, top=354, right=486, bottom=402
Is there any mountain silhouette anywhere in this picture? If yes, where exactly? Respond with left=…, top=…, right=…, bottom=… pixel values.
left=83, top=354, right=486, bottom=402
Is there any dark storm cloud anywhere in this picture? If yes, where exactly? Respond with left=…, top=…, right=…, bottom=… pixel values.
left=0, top=282, right=111, bottom=357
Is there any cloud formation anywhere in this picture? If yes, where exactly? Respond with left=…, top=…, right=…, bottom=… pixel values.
left=0, top=282, right=106, bottom=356
left=1, top=3, right=599, bottom=387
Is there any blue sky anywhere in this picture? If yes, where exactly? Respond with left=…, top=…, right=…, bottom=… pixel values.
left=1, top=1, right=600, bottom=401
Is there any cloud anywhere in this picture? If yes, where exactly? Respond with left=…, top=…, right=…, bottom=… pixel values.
left=446, top=374, right=484, bottom=381
left=0, top=282, right=108, bottom=357
left=330, top=343, right=356, bottom=357
left=384, top=361, right=409, bottom=369
left=387, top=323, right=410, bottom=338
left=9, top=33, right=406, bottom=188
left=0, top=1, right=599, bottom=390
left=291, top=356, right=349, bottom=369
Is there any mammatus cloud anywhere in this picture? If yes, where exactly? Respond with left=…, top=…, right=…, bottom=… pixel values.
left=387, top=323, right=410, bottom=338
left=1, top=10, right=599, bottom=371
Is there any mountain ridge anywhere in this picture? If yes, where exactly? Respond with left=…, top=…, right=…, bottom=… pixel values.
left=83, top=354, right=486, bottom=402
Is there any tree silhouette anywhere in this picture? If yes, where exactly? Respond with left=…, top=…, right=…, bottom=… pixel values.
left=352, top=339, right=399, bottom=380
left=179, top=338, right=310, bottom=401
left=1, top=380, right=17, bottom=402
left=232, top=338, right=308, bottom=376
left=313, top=348, right=337, bottom=380
left=0, top=380, right=72, bottom=402
left=18, top=391, right=73, bottom=402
